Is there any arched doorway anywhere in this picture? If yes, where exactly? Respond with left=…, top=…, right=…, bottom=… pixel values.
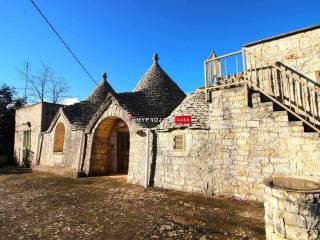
left=90, top=117, right=130, bottom=176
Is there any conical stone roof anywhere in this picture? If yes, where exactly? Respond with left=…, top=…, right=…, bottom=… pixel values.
left=131, top=54, right=186, bottom=120
left=65, top=55, right=186, bottom=129
left=87, top=73, right=115, bottom=102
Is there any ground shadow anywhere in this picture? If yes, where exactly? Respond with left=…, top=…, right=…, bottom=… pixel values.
left=0, top=166, right=32, bottom=175
left=149, top=130, right=157, bottom=187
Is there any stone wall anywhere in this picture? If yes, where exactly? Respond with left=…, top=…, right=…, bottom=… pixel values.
left=36, top=100, right=149, bottom=179
left=82, top=101, right=147, bottom=182
left=14, top=102, right=60, bottom=166
left=264, top=178, right=320, bottom=240
left=246, top=27, right=320, bottom=82
left=15, top=103, right=42, bottom=166
left=153, top=129, right=213, bottom=193
left=152, top=86, right=320, bottom=201
left=39, top=114, right=82, bottom=174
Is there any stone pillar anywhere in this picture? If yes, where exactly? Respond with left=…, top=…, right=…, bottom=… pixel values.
left=264, top=177, right=320, bottom=240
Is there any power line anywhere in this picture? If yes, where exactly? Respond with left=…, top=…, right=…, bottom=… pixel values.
left=30, top=0, right=98, bottom=86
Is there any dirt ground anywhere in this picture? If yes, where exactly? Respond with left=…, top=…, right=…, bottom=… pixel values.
left=0, top=168, right=265, bottom=240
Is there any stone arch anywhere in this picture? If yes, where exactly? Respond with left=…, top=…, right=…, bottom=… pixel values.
left=53, top=122, right=65, bottom=152
left=90, top=117, right=130, bottom=175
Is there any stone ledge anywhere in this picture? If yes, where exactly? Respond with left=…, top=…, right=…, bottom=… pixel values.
left=33, top=165, right=78, bottom=178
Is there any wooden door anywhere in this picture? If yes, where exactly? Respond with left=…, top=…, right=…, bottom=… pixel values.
left=22, top=130, right=31, bottom=167
left=117, top=132, right=129, bottom=173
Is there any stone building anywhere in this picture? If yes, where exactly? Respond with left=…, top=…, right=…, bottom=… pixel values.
left=152, top=25, right=320, bottom=201
left=15, top=25, right=320, bottom=203
left=14, top=102, right=61, bottom=167
left=32, top=54, right=185, bottom=178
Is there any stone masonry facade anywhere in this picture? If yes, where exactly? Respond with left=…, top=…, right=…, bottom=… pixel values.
left=264, top=178, right=320, bottom=240
left=245, top=26, right=320, bottom=83
left=150, top=86, right=320, bottom=201
left=17, top=26, right=320, bottom=207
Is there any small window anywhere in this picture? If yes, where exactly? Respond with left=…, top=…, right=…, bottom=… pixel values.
left=173, top=134, right=185, bottom=151
left=316, top=71, right=320, bottom=83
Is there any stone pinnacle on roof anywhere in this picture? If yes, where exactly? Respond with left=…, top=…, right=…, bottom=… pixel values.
left=86, top=72, right=115, bottom=102
left=102, top=72, right=107, bottom=81
left=133, top=53, right=185, bottom=94
left=153, top=53, right=159, bottom=63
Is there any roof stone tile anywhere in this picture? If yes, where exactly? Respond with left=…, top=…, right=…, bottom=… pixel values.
left=157, top=91, right=209, bottom=131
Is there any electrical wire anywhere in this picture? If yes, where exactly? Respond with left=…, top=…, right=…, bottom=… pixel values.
left=30, top=0, right=98, bottom=86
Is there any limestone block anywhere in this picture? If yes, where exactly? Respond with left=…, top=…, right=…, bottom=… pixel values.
left=284, top=212, right=307, bottom=228
left=273, top=188, right=289, bottom=200
left=279, top=199, right=299, bottom=214
left=272, top=210, right=286, bottom=236
left=305, top=216, right=320, bottom=230
left=285, top=225, right=309, bottom=240
left=247, top=120, right=260, bottom=128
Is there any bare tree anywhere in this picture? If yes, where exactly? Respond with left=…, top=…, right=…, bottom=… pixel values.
left=28, top=62, right=50, bottom=102
left=19, top=62, right=69, bottom=104
left=50, top=76, right=69, bottom=104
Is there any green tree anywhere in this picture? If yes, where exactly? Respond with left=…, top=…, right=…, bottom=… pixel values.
left=0, top=84, right=24, bottom=165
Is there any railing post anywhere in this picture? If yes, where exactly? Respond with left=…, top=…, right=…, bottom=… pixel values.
left=204, top=60, right=208, bottom=102
left=242, top=47, right=248, bottom=97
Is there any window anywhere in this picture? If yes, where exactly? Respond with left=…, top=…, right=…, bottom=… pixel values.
left=316, top=70, right=320, bottom=83
left=173, top=134, right=185, bottom=151
left=53, top=123, right=65, bottom=152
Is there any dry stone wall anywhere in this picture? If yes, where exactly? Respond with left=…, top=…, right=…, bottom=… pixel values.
left=152, top=86, right=320, bottom=201
left=38, top=100, right=148, bottom=179
left=264, top=178, right=320, bottom=240
left=82, top=101, right=147, bottom=181
left=39, top=113, right=83, bottom=174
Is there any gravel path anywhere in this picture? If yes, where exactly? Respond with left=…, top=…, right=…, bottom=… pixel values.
left=0, top=169, right=265, bottom=240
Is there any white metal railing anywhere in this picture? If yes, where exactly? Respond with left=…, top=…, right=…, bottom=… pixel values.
left=203, top=48, right=320, bottom=132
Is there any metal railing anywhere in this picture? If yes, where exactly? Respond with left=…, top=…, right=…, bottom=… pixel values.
left=204, top=48, right=320, bottom=133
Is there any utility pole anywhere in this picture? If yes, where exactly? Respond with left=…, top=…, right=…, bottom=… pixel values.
left=24, top=62, right=29, bottom=104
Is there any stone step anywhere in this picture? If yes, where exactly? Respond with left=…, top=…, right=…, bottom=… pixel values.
left=271, top=111, right=289, bottom=122
left=253, top=101, right=273, bottom=111
left=251, top=92, right=261, bottom=104
left=302, top=132, right=320, bottom=138
left=288, top=121, right=303, bottom=126
left=248, top=88, right=320, bottom=135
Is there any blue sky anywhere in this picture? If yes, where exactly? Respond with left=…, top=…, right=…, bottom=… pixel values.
left=1, top=0, right=319, bottom=102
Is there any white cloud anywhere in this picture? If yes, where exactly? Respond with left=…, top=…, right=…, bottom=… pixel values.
left=62, top=97, right=80, bottom=105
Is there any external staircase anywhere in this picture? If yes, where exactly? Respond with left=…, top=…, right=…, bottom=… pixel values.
left=204, top=48, right=320, bottom=133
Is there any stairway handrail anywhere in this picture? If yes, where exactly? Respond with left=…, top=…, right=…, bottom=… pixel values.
left=244, top=48, right=320, bottom=95
left=243, top=47, right=320, bottom=133
left=203, top=47, right=320, bottom=133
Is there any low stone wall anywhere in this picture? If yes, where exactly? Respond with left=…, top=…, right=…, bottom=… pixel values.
left=264, top=177, right=320, bottom=240
left=33, top=165, right=78, bottom=177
